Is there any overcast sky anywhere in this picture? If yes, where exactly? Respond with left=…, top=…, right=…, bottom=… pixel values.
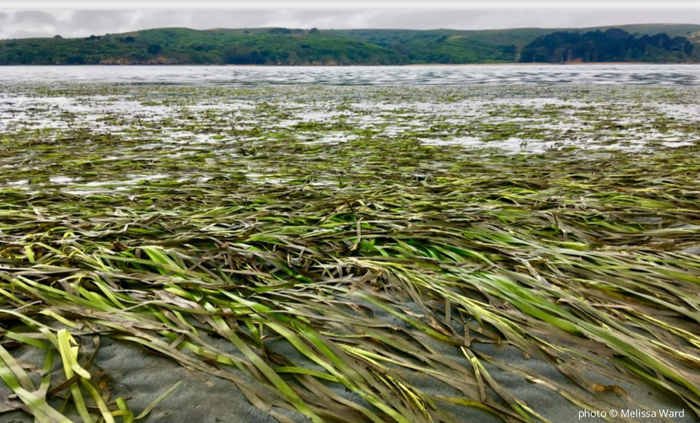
left=1, top=10, right=700, bottom=39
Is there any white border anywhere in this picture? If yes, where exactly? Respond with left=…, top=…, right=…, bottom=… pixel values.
left=2, top=1, right=700, bottom=11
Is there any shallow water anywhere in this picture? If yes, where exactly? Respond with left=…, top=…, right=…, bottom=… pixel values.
left=1, top=68, right=700, bottom=194
left=1, top=64, right=700, bottom=86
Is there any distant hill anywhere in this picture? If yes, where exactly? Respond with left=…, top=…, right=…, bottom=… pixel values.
left=521, top=28, right=695, bottom=63
left=1, top=24, right=699, bottom=65
left=332, top=24, right=700, bottom=63
left=588, top=24, right=700, bottom=38
left=0, top=27, right=406, bottom=65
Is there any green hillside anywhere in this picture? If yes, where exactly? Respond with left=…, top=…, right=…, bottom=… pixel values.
left=590, top=23, right=700, bottom=38
left=1, top=24, right=699, bottom=65
left=332, top=28, right=550, bottom=62
left=334, top=24, right=700, bottom=63
left=521, top=28, right=696, bottom=63
left=0, top=27, right=406, bottom=65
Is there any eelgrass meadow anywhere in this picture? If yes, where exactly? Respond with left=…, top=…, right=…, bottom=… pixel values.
left=1, top=69, right=700, bottom=422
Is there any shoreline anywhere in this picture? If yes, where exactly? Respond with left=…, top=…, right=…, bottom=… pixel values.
left=404, top=61, right=679, bottom=66
left=1, top=62, right=699, bottom=67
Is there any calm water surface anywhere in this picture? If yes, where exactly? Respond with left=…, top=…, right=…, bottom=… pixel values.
left=1, top=64, right=700, bottom=86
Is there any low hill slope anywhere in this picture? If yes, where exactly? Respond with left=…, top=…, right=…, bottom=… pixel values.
left=1, top=24, right=698, bottom=65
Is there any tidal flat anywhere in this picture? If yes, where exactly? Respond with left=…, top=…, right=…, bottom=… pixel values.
left=1, top=79, right=700, bottom=423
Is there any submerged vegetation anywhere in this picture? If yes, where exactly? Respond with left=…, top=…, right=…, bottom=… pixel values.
left=1, top=83, right=700, bottom=422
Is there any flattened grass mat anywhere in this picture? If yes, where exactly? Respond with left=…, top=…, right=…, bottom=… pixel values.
left=1, top=84, right=700, bottom=422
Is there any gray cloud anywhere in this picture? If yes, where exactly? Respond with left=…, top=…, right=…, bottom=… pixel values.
left=66, top=11, right=137, bottom=34
left=0, top=10, right=699, bottom=39
left=13, top=11, right=57, bottom=24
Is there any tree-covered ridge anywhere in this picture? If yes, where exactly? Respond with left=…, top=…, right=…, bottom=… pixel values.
left=0, top=25, right=699, bottom=65
left=0, top=28, right=406, bottom=65
left=521, top=28, right=695, bottom=63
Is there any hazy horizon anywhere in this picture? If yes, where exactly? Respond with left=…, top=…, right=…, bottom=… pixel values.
left=1, top=10, right=700, bottom=39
